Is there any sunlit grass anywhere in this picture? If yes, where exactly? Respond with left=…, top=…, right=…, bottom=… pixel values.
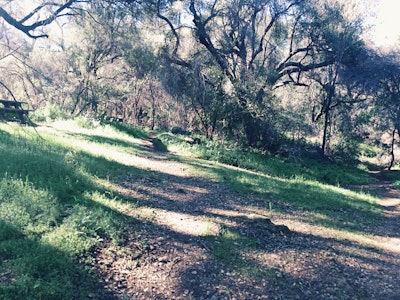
left=160, top=133, right=373, bottom=185
left=0, top=120, right=144, bottom=298
left=165, top=139, right=382, bottom=237
left=0, top=119, right=389, bottom=298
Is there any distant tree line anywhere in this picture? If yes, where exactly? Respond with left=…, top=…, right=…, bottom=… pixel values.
left=0, top=0, right=399, bottom=165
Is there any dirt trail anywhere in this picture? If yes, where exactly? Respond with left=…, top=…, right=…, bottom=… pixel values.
left=369, top=171, right=400, bottom=217
left=92, top=147, right=400, bottom=300
left=358, top=171, right=400, bottom=253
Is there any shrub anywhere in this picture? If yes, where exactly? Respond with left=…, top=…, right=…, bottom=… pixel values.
left=152, top=138, right=168, bottom=152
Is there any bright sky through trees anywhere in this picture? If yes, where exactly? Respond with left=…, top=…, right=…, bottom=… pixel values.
left=2, top=0, right=399, bottom=49
left=368, top=0, right=400, bottom=47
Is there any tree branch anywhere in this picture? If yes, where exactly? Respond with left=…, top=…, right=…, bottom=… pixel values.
left=277, top=59, right=335, bottom=77
left=0, top=0, right=82, bottom=39
left=189, top=0, right=233, bottom=81
left=156, top=0, right=180, bottom=56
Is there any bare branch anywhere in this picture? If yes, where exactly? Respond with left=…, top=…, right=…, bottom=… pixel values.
left=156, top=0, right=180, bottom=56
left=277, top=59, right=335, bottom=77
left=250, top=0, right=304, bottom=67
left=189, top=0, right=233, bottom=80
left=0, top=0, right=83, bottom=38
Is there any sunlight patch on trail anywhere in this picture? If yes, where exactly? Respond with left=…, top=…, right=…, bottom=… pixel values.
left=39, top=121, right=193, bottom=177
left=75, top=139, right=191, bottom=177
left=380, top=196, right=400, bottom=218
left=271, top=218, right=399, bottom=255
left=135, top=207, right=220, bottom=236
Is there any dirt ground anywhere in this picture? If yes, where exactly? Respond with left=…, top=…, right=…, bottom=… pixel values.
left=90, top=144, right=400, bottom=300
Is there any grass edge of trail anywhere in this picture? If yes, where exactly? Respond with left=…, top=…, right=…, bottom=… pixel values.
left=0, top=120, right=390, bottom=299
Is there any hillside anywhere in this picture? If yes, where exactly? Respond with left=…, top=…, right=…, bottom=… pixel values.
left=0, top=120, right=399, bottom=299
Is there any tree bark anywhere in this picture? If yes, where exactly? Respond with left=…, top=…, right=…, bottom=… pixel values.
left=321, top=109, right=330, bottom=156
left=388, top=128, right=397, bottom=170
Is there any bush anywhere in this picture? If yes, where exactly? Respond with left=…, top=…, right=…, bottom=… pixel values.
left=152, top=138, right=168, bottom=152
left=31, top=105, right=69, bottom=122
left=171, top=126, right=189, bottom=135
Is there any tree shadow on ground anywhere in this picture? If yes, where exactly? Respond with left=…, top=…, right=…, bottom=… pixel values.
left=1, top=126, right=398, bottom=299
left=91, top=204, right=399, bottom=299
left=103, top=154, right=399, bottom=299
left=0, top=218, right=117, bottom=300
left=120, top=154, right=391, bottom=239
left=0, top=127, right=143, bottom=299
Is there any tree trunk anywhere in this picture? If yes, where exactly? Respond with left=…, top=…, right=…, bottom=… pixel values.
left=149, top=84, right=156, bottom=130
left=320, top=84, right=334, bottom=157
left=388, top=128, right=397, bottom=170
left=321, top=109, right=330, bottom=156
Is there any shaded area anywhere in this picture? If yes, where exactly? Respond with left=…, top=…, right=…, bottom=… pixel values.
left=0, top=126, right=144, bottom=298
left=163, top=156, right=385, bottom=237
left=0, top=218, right=117, bottom=299
left=101, top=155, right=399, bottom=299
left=1, top=123, right=399, bottom=299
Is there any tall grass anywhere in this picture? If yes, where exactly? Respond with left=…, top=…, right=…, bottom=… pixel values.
left=0, top=122, right=139, bottom=299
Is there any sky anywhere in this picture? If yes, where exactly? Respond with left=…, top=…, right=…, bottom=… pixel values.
left=366, top=0, right=400, bottom=48
left=3, top=0, right=400, bottom=49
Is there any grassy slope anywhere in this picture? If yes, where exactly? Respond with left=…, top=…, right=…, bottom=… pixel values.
left=0, top=120, right=389, bottom=299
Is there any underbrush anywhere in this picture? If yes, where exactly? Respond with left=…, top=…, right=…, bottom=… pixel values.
left=160, top=133, right=373, bottom=186
left=0, top=178, right=108, bottom=299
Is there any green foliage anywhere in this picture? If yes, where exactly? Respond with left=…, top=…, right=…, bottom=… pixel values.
left=152, top=138, right=168, bottom=152
left=0, top=131, right=89, bottom=202
left=75, top=116, right=101, bottom=129
left=0, top=178, right=59, bottom=237
left=125, top=46, right=159, bottom=78
left=212, top=164, right=378, bottom=218
left=31, top=105, right=69, bottom=122
left=0, top=239, right=104, bottom=300
left=0, top=120, right=139, bottom=298
left=0, top=118, right=386, bottom=298
left=162, top=135, right=371, bottom=185
left=161, top=132, right=380, bottom=234
left=101, top=118, right=149, bottom=139
left=359, top=143, right=380, bottom=158
left=0, top=176, right=115, bottom=299
left=42, top=204, right=122, bottom=256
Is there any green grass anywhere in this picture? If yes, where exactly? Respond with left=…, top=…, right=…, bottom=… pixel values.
left=159, top=136, right=385, bottom=279
left=99, top=118, right=150, bottom=140
left=205, top=225, right=271, bottom=280
left=161, top=134, right=382, bottom=233
left=0, top=121, right=142, bottom=298
left=393, top=181, right=400, bottom=189
left=0, top=176, right=121, bottom=299
left=0, top=120, right=386, bottom=298
left=160, top=134, right=372, bottom=186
